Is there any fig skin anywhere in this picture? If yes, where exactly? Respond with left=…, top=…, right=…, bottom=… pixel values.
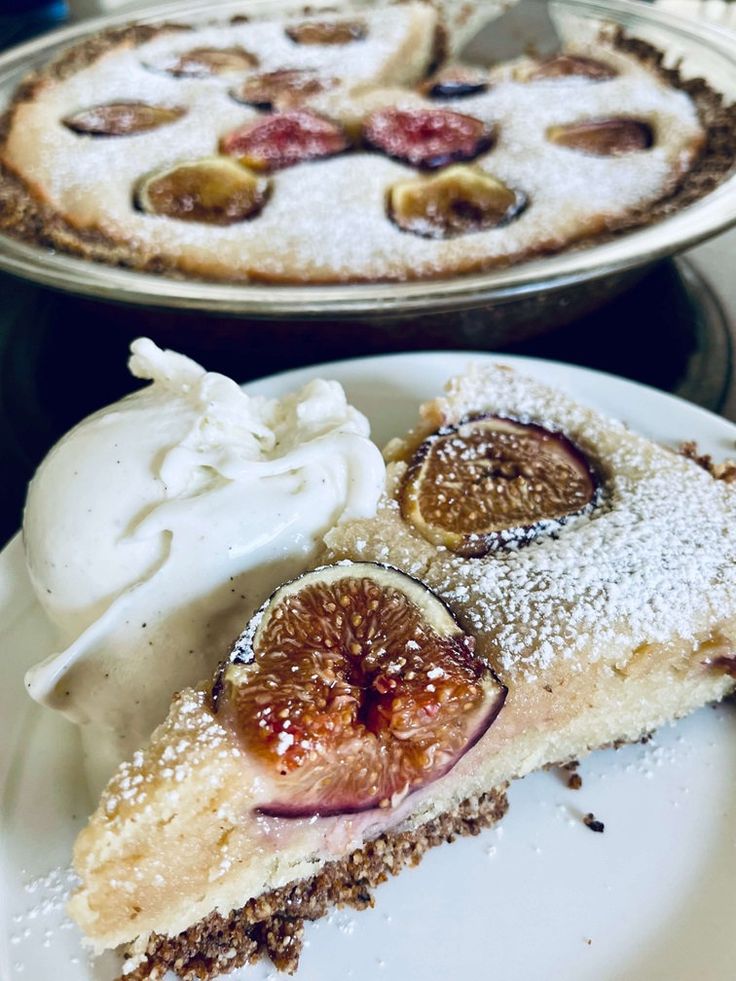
left=421, top=67, right=490, bottom=101
left=212, top=562, right=507, bottom=818
left=401, top=415, right=601, bottom=556
left=364, top=108, right=495, bottom=170
left=547, top=118, right=654, bottom=156
left=62, top=102, right=186, bottom=137
left=426, top=79, right=489, bottom=100
left=711, top=654, right=736, bottom=678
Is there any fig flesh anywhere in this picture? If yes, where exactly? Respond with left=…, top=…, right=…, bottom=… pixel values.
left=213, top=563, right=507, bottom=817
left=135, top=156, right=270, bottom=225
left=530, top=55, right=617, bottom=81
left=285, top=19, right=367, bottom=45
left=388, top=165, right=525, bottom=238
left=153, top=46, right=258, bottom=78
left=364, top=107, right=494, bottom=170
left=62, top=102, right=186, bottom=136
left=231, top=69, right=337, bottom=110
left=401, top=415, right=599, bottom=555
left=220, top=110, right=350, bottom=171
left=547, top=118, right=654, bottom=156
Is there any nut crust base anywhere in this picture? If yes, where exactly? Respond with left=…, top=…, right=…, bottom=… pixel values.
left=123, top=787, right=508, bottom=979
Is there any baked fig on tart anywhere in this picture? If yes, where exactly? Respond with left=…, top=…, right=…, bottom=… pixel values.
left=364, top=107, right=495, bottom=169
left=400, top=415, right=599, bottom=555
left=285, top=19, right=367, bottom=45
left=220, top=110, right=350, bottom=171
left=62, top=102, right=186, bottom=136
left=230, top=69, right=337, bottom=110
left=388, top=165, right=526, bottom=238
left=148, top=45, right=258, bottom=77
left=547, top=118, right=654, bottom=155
left=135, top=157, right=270, bottom=224
left=529, top=54, right=617, bottom=81
left=421, top=66, right=490, bottom=101
left=214, top=562, right=507, bottom=817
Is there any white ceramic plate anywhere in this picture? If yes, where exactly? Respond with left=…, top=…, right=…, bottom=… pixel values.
left=2, top=352, right=735, bottom=981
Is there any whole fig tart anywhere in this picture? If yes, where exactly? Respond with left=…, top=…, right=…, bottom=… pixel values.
left=0, top=1, right=734, bottom=283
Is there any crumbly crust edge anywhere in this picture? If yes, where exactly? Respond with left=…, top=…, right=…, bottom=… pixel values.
left=0, top=22, right=735, bottom=284
left=120, top=786, right=508, bottom=980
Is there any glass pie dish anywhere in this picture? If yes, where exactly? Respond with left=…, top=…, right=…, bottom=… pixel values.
left=0, top=0, right=734, bottom=344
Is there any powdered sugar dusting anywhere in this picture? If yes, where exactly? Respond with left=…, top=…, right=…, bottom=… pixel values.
left=100, top=687, right=234, bottom=820
left=6, top=867, right=102, bottom=977
left=339, top=364, right=736, bottom=679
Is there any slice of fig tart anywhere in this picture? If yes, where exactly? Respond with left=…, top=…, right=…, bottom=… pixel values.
left=70, top=365, right=736, bottom=980
left=70, top=562, right=508, bottom=979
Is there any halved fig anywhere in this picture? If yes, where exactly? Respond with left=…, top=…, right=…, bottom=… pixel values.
left=364, top=107, right=494, bottom=170
left=401, top=416, right=599, bottom=555
left=709, top=653, right=736, bottom=677
left=135, top=156, right=270, bottom=225
left=230, top=69, right=337, bottom=110
left=213, top=562, right=506, bottom=817
left=62, top=102, right=186, bottom=136
left=220, top=110, right=350, bottom=172
left=388, top=165, right=526, bottom=239
left=285, top=19, right=367, bottom=45
left=529, top=55, right=617, bottom=81
left=421, top=66, right=489, bottom=101
left=152, top=46, right=258, bottom=78
left=547, top=118, right=654, bottom=156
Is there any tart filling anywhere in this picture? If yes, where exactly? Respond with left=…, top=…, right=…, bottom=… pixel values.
left=547, top=117, right=654, bottom=155
left=230, top=68, right=337, bottom=110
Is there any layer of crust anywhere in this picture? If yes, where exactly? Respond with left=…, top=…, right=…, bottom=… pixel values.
left=123, top=787, right=508, bottom=980
left=679, top=440, right=736, bottom=481
left=0, top=24, right=734, bottom=284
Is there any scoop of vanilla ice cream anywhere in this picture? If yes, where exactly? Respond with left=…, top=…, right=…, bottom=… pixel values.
left=24, top=339, right=385, bottom=789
